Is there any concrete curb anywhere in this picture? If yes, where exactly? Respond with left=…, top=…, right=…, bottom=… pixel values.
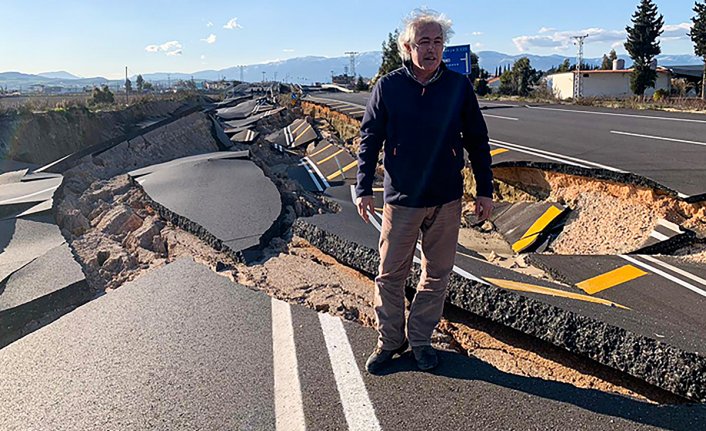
left=292, top=218, right=706, bottom=403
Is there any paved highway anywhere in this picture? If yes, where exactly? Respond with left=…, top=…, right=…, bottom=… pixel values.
left=1, top=258, right=703, bottom=430
left=307, top=92, right=706, bottom=201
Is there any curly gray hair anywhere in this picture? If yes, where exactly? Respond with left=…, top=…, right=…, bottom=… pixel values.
left=397, top=9, right=454, bottom=62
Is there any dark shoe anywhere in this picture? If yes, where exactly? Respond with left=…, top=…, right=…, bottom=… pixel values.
left=412, top=345, right=439, bottom=371
left=365, top=340, right=409, bottom=374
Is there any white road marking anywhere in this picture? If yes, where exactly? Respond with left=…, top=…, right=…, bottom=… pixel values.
left=318, top=312, right=382, bottom=431
left=649, top=231, right=671, bottom=241
left=657, top=219, right=683, bottom=233
left=610, top=130, right=706, bottom=148
left=484, top=114, right=518, bottom=121
left=490, top=138, right=627, bottom=172
left=303, top=156, right=331, bottom=189
left=639, top=255, right=706, bottom=289
left=271, top=298, right=307, bottom=431
left=481, top=102, right=516, bottom=107
left=300, top=160, right=324, bottom=192
left=527, top=105, right=706, bottom=124
left=620, top=255, right=706, bottom=299
left=0, top=184, right=60, bottom=205
left=490, top=142, right=591, bottom=169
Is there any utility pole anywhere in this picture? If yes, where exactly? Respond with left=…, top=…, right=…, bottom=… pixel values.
left=125, top=66, right=129, bottom=104
left=262, top=71, right=266, bottom=83
left=239, top=65, right=244, bottom=82
left=344, top=51, right=358, bottom=78
left=571, top=34, right=589, bottom=100
left=274, top=71, right=278, bottom=82
left=167, top=74, right=171, bottom=90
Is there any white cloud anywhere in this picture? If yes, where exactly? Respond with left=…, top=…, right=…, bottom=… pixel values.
left=201, top=34, right=217, bottom=44
left=206, top=21, right=214, bottom=27
left=514, top=22, right=692, bottom=52
left=471, top=31, right=483, bottom=36
left=513, top=27, right=625, bottom=52
left=283, top=48, right=295, bottom=52
left=201, top=54, right=206, bottom=60
left=662, top=22, right=692, bottom=41
left=145, top=40, right=183, bottom=56
left=224, top=17, right=242, bottom=29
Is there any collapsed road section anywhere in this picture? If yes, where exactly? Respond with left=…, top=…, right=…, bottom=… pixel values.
left=2, top=88, right=706, bottom=414
left=302, top=92, right=706, bottom=403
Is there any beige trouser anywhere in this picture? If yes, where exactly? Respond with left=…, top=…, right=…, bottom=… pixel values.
left=374, top=198, right=461, bottom=349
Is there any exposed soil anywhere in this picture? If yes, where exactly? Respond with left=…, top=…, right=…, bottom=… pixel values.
left=494, top=167, right=706, bottom=260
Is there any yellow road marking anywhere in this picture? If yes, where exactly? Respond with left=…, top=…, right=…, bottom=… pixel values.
left=309, top=143, right=333, bottom=158
left=290, top=120, right=308, bottom=135
left=292, top=125, right=312, bottom=143
left=326, top=160, right=358, bottom=180
left=490, top=148, right=509, bottom=156
left=317, top=148, right=345, bottom=164
left=486, top=278, right=630, bottom=310
left=512, top=206, right=563, bottom=253
left=576, top=265, right=648, bottom=295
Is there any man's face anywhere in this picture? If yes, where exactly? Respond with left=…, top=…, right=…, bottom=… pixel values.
left=407, top=22, right=444, bottom=72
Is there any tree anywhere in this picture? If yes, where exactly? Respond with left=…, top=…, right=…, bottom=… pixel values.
left=558, top=58, right=571, bottom=73
left=601, top=55, right=612, bottom=70
left=91, top=85, right=114, bottom=104
left=689, top=0, right=706, bottom=100
left=375, top=30, right=402, bottom=83
left=469, top=52, right=480, bottom=82
left=136, top=74, right=144, bottom=93
left=474, top=77, right=491, bottom=96
left=498, top=70, right=515, bottom=95
left=609, top=49, right=618, bottom=62
left=125, top=77, right=132, bottom=93
left=143, top=81, right=153, bottom=91
left=355, top=76, right=369, bottom=91
left=511, top=57, right=539, bottom=96
left=624, top=0, right=664, bottom=95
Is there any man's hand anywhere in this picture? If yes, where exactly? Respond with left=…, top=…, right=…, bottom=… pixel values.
left=475, top=196, right=494, bottom=222
left=356, top=196, right=375, bottom=223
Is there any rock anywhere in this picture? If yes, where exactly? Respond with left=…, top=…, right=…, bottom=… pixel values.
left=124, top=217, right=163, bottom=250
left=96, top=204, right=142, bottom=235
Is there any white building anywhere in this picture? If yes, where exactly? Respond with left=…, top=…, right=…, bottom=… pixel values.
left=546, top=64, right=671, bottom=100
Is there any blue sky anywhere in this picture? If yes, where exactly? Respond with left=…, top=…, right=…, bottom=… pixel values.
left=1, top=0, right=700, bottom=79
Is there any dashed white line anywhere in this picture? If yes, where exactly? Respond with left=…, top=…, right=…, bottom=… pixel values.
left=610, top=130, right=706, bottom=148
left=527, top=105, right=706, bottom=124
left=318, top=312, right=382, bottom=431
left=620, top=255, right=706, bottom=299
left=271, top=298, right=307, bottom=431
left=484, top=114, right=518, bottom=121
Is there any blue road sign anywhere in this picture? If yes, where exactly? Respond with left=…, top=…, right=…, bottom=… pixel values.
left=443, top=44, right=471, bottom=75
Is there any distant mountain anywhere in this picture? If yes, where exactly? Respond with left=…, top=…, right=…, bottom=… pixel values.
left=2, top=51, right=702, bottom=90
left=37, top=71, right=81, bottom=79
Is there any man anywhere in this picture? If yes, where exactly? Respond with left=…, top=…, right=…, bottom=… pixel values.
left=355, top=9, right=494, bottom=373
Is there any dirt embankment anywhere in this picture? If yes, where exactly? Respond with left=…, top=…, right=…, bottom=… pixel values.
left=0, top=100, right=190, bottom=165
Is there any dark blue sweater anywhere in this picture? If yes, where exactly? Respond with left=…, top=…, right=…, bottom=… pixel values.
left=355, top=62, right=493, bottom=207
